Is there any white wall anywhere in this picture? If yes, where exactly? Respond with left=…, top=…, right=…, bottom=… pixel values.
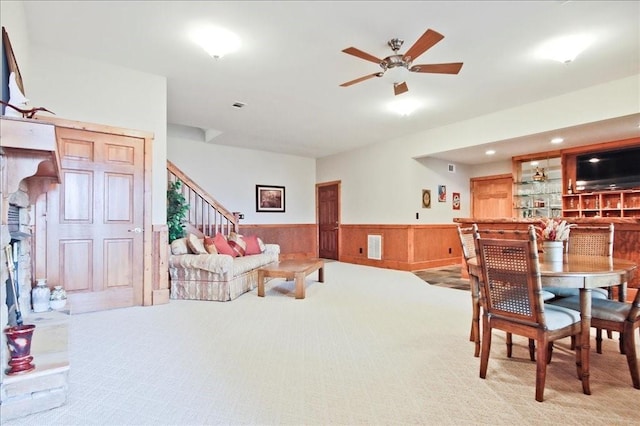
left=318, top=75, right=639, bottom=225
left=316, top=139, right=473, bottom=224
left=470, top=159, right=512, bottom=178
left=5, top=0, right=638, bottom=229
left=1, top=0, right=169, bottom=225
left=27, top=47, right=168, bottom=224
left=167, top=126, right=316, bottom=225
left=1, top=1, right=30, bottom=111
left=403, top=76, right=639, bottom=159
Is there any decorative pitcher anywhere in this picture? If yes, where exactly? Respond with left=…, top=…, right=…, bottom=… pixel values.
left=32, top=278, right=50, bottom=313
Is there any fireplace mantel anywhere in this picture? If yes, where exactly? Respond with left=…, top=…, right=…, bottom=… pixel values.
left=1, top=116, right=61, bottom=207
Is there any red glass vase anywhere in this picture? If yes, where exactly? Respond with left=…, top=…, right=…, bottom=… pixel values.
left=3, top=324, right=36, bottom=375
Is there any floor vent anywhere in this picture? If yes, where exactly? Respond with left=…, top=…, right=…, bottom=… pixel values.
left=367, top=234, right=382, bottom=260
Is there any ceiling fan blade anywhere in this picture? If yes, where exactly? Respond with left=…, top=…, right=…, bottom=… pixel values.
left=340, top=72, right=383, bottom=87
left=342, top=47, right=383, bottom=64
left=393, top=82, right=408, bottom=96
left=409, top=62, right=463, bottom=74
left=403, top=29, right=444, bottom=62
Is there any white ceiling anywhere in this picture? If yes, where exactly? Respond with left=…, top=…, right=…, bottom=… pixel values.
left=19, top=1, right=640, bottom=162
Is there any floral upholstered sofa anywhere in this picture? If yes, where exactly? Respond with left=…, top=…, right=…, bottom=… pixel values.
left=169, top=232, right=279, bottom=301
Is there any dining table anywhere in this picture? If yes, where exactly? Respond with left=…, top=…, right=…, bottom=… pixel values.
left=467, top=254, right=637, bottom=396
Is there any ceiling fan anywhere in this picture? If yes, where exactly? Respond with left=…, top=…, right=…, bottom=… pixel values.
left=340, top=29, right=463, bottom=96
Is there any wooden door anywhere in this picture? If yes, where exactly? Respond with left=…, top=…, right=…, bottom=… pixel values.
left=471, top=174, right=513, bottom=219
left=317, top=182, right=340, bottom=260
left=43, top=127, right=145, bottom=313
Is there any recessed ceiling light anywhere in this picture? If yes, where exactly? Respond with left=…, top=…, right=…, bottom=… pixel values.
left=190, top=25, right=241, bottom=59
left=536, top=34, right=592, bottom=63
left=550, top=137, right=564, bottom=144
left=485, top=150, right=496, bottom=155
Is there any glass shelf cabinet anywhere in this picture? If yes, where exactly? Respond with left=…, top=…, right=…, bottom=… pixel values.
left=513, top=156, right=562, bottom=219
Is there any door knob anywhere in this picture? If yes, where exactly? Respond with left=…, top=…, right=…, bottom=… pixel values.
left=128, top=227, right=143, bottom=233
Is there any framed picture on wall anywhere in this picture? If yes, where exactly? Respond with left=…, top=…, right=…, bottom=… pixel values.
left=452, top=192, right=461, bottom=210
left=422, top=189, right=431, bottom=208
left=438, top=185, right=446, bottom=202
left=256, top=185, right=285, bottom=212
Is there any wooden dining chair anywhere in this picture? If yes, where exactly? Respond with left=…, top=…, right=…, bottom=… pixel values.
left=545, top=224, right=617, bottom=346
left=543, top=223, right=614, bottom=300
left=457, top=224, right=481, bottom=356
left=472, top=226, right=556, bottom=361
left=475, top=224, right=583, bottom=402
left=548, top=280, right=640, bottom=389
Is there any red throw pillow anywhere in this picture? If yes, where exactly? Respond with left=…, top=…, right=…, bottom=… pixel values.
left=203, top=236, right=218, bottom=254
left=213, top=233, right=236, bottom=257
left=227, top=232, right=246, bottom=257
left=243, top=235, right=262, bottom=255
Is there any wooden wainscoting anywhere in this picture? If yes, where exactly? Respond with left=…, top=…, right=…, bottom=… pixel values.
left=339, top=224, right=461, bottom=271
left=152, top=224, right=169, bottom=305
left=238, top=224, right=317, bottom=260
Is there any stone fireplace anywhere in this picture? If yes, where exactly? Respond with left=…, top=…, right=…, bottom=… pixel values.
left=4, top=193, right=34, bottom=326
left=1, top=116, right=69, bottom=420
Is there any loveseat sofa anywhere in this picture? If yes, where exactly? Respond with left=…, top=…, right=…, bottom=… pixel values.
left=169, top=233, right=280, bottom=301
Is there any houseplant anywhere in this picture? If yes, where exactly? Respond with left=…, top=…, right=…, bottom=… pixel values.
left=536, top=218, right=574, bottom=262
left=167, top=180, right=190, bottom=243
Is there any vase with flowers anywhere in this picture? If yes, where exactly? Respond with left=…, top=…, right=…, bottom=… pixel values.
left=536, top=218, right=574, bottom=263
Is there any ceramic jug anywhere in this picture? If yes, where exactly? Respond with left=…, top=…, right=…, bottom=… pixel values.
left=32, top=278, right=51, bottom=313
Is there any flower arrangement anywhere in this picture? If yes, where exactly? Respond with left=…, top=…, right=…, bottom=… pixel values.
left=537, top=218, right=574, bottom=242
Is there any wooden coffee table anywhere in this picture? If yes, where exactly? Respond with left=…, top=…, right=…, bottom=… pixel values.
left=257, top=259, right=324, bottom=299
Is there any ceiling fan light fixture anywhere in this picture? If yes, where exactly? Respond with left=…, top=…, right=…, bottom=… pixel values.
left=190, top=25, right=241, bottom=59
left=387, top=98, right=421, bottom=116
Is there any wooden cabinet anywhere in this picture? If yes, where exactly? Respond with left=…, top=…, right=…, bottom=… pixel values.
left=562, top=190, right=640, bottom=218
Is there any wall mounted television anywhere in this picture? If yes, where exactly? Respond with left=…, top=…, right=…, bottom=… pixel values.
left=576, top=145, right=640, bottom=191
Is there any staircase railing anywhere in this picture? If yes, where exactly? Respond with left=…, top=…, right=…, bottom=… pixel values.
left=167, top=160, right=238, bottom=237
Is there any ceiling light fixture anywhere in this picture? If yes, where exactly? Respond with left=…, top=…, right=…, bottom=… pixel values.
left=550, top=137, right=564, bottom=144
left=190, top=25, right=241, bottom=59
left=536, top=34, right=592, bottom=63
left=485, top=150, right=496, bottom=156
left=387, top=98, right=422, bottom=116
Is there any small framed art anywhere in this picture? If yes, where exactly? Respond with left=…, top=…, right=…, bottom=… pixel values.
left=452, top=192, right=461, bottom=210
left=422, top=189, right=431, bottom=208
left=438, top=185, right=447, bottom=202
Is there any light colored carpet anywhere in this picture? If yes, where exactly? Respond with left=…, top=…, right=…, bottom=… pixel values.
left=4, top=261, right=638, bottom=425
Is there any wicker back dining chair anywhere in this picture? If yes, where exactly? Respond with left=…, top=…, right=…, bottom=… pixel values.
left=457, top=224, right=481, bottom=356
left=549, top=276, right=640, bottom=389
left=567, top=223, right=614, bottom=257
left=472, top=226, right=554, bottom=361
left=543, top=224, right=614, bottom=300
left=545, top=224, right=617, bottom=346
left=475, top=224, right=583, bottom=402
